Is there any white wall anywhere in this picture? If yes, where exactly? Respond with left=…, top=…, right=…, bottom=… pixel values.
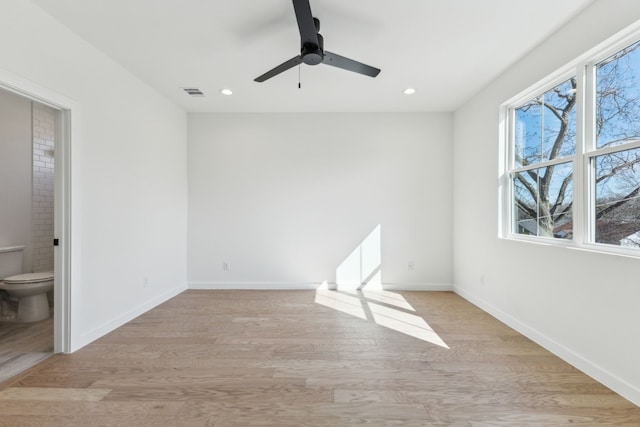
left=453, top=0, right=640, bottom=405
left=0, top=89, right=32, bottom=271
left=188, top=113, right=452, bottom=289
left=0, top=0, right=188, bottom=350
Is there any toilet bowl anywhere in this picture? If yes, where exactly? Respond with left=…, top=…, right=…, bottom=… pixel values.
left=0, top=272, right=53, bottom=322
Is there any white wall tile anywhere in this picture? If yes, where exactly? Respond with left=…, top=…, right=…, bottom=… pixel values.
left=31, top=102, right=55, bottom=273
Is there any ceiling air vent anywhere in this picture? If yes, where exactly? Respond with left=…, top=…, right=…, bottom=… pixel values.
left=182, top=87, right=205, bottom=97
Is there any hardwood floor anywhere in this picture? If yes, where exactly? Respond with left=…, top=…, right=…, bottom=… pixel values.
left=0, top=289, right=638, bottom=426
left=0, top=315, right=53, bottom=385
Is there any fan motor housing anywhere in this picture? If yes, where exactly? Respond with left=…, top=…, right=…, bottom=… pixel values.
left=301, top=34, right=324, bottom=65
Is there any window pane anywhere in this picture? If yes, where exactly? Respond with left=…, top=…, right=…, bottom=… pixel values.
left=543, top=79, right=577, bottom=160
left=513, top=162, right=573, bottom=239
left=596, top=40, right=640, bottom=149
left=514, top=78, right=576, bottom=168
left=594, top=147, right=640, bottom=247
left=515, top=98, right=542, bottom=167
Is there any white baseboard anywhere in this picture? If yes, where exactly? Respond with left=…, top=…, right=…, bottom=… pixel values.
left=382, top=282, right=453, bottom=291
left=188, top=282, right=453, bottom=291
left=454, top=285, right=640, bottom=407
left=71, top=283, right=186, bottom=352
left=188, top=282, right=320, bottom=290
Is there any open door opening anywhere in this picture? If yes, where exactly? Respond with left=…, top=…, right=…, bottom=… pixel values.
left=0, top=69, right=72, bottom=359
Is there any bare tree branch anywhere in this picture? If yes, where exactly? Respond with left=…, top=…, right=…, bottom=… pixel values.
left=515, top=200, right=537, bottom=220
left=551, top=172, right=573, bottom=215
left=547, top=78, right=577, bottom=162
left=596, top=185, right=640, bottom=218
left=515, top=173, right=538, bottom=203
left=595, top=155, right=640, bottom=184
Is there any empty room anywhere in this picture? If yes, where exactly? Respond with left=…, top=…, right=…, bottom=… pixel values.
left=0, top=0, right=639, bottom=425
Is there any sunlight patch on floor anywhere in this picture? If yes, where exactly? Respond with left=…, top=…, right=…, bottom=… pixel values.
left=369, top=301, right=449, bottom=348
left=318, top=224, right=448, bottom=348
left=315, top=287, right=448, bottom=348
left=361, top=288, right=415, bottom=312
left=314, top=288, right=367, bottom=320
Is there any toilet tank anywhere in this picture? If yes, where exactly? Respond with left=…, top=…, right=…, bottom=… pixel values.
left=0, top=246, right=25, bottom=279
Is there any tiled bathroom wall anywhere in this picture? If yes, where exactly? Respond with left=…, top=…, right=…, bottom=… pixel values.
left=31, top=103, right=55, bottom=273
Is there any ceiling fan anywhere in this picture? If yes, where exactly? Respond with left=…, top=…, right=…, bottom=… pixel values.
left=254, top=0, right=381, bottom=83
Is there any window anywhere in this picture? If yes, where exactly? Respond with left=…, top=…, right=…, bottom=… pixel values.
left=511, top=78, right=576, bottom=239
left=592, top=41, right=640, bottom=248
left=504, top=36, right=640, bottom=253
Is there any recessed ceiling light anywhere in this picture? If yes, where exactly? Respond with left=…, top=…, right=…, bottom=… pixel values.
left=404, top=88, right=416, bottom=95
left=221, top=89, right=233, bottom=96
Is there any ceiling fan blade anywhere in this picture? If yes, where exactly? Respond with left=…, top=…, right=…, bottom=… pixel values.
left=292, top=0, right=319, bottom=47
left=254, top=56, right=303, bottom=82
left=323, top=51, right=381, bottom=78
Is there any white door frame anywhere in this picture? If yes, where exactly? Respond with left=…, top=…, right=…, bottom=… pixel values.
left=0, top=68, right=74, bottom=353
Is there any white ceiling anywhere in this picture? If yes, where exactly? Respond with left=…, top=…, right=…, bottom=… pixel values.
left=31, top=0, right=594, bottom=113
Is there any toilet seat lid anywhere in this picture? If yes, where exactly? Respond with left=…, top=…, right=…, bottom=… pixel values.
left=3, top=271, right=54, bottom=284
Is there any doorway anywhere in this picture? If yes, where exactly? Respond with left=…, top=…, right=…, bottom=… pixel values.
left=0, top=89, right=55, bottom=382
left=0, top=69, right=72, bottom=364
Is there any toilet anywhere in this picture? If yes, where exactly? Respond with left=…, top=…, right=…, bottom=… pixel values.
left=0, top=246, right=54, bottom=323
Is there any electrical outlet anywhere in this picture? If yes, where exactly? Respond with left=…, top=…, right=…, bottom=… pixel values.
left=408, top=261, right=415, bottom=271
left=223, top=261, right=230, bottom=271
left=480, top=274, right=485, bottom=286
left=143, top=276, right=149, bottom=288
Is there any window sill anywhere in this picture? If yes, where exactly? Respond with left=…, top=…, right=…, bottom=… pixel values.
left=501, top=234, right=640, bottom=260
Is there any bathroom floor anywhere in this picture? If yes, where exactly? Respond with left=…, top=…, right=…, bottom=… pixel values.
left=0, top=315, right=52, bottom=384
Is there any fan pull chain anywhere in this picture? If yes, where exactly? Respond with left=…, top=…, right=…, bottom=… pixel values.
left=298, top=64, right=301, bottom=89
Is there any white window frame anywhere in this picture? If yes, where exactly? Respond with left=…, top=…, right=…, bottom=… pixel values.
left=500, top=23, right=640, bottom=259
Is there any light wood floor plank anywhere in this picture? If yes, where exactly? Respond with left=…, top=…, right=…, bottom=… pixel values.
left=0, top=386, right=110, bottom=401
left=0, top=289, right=638, bottom=426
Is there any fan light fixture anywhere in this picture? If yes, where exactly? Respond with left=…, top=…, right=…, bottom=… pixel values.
left=404, top=88, right=416, bottom=95
left=221, top=89, right=233, bottom=96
